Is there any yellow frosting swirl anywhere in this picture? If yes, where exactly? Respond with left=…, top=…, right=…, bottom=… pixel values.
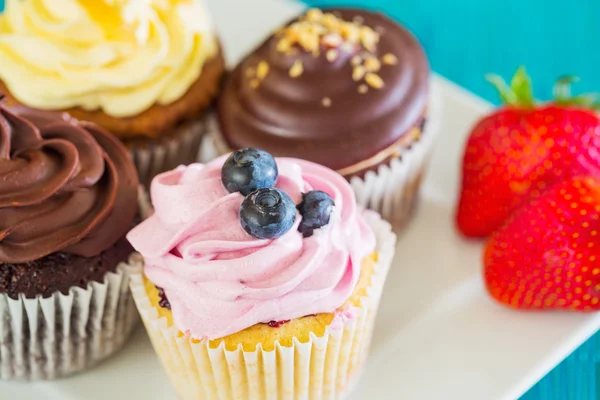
left=0, top=0, right=218, bottom=117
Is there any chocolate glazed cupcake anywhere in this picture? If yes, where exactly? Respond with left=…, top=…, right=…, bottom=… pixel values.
left=0, top=0, right=225, bottom=187
left=216, top=8, right=440, bottom=229
left=0, top=101, right=140, bottom=380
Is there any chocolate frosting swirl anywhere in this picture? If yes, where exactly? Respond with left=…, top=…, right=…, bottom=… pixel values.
left=0, top=103, right=139, bottom=263
left=218, top=8, right=429, bottom=172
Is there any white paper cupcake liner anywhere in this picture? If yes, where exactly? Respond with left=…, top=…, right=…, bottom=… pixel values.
left=129, top=117, right=207, bottom=187
left=201, top=91, right=442, bottom=230
left=130, top=212, right=395, bottom=400
left=0, top=258, right=142, bottom=380
left=349, top=117, right=440, bottom=229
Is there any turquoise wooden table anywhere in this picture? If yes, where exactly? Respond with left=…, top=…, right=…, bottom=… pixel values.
left=0, top=0, right=598, bottom=398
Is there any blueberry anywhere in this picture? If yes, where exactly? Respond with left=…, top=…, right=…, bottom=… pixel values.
left=297, top=190, right=335, bottom=237
left=222, top=149, right=278, bottom=195
left=240, top=188, right=296, bottom=239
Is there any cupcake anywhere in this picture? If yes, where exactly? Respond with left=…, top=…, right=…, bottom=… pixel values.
left=127, top=148, right=396, bottom=399
left=0, top=0, right=225, bottom=186
left=215, top=8, right=438, bottom=229
left=0, top=100, right=140, bottom=380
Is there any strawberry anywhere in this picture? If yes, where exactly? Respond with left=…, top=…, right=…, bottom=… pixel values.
left=456, top=67, right=600, bottom=237
left=484, top=176, right=600, bottom=311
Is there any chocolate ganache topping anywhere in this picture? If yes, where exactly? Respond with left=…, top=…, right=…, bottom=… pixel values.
left=218, top=8, right=430, bottom=173
left=0, top=101, right=139, bottom=263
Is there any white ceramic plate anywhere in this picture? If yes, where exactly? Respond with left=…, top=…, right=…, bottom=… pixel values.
left=3, top=1, right=600, bottom=399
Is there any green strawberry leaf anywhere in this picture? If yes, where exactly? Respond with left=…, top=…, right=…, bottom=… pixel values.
left=486, top=66, right=534, bottom=108
left=553, top=75, right=599, bottom=110
left=553, top=75, right=580, bottom=103
left=509, top=66, right=534, bottom=107
left=486, top=74, right=517, bottom=105
left=488, top=68, right=600, bottom=111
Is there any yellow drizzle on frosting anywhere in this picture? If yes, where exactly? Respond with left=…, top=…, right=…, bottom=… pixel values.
left=0, top=0, right=218, bottom=117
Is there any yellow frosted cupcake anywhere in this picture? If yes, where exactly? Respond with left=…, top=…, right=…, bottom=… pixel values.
left=0, top=0, right=225, bottom=185
left=127, top=149, right=396, bottom=399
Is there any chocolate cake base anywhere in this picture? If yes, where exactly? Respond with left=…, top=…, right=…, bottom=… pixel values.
left=0, top=237, right=132, bottom=299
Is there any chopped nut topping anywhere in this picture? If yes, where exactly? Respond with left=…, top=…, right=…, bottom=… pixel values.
left=364, top=56, right=381, bottom=72
left=307, top=24, right=327, bottom=36
left=352, top=65, right=366, bottom=81
left=276, top=8, right=380, bottom=56
left=298, top=31, right=320, bottom=54
left=274, top=9, right=386, bottom=90
left=322, top=97, right=332, bottom=107
left=322, top=13, right=341, bottom=30
left=382, top=53, right=398, bottom=65
left=351, top=55, right=363, bottom=66
left=256, top=61, right=269, bottom=79
left=358, top=84, right=368, bottom=94
left=305, top=8, right=324, bottom=22
left=341, top=42, right=355, bottom=53
left=340, top=22, right=360, bottom=44
left=326, top=49, right=338, bottom=62
left=322, top=33, right=343, bottom=47
left=289, top=60, right=304, bottom=78
left=359, top=25, right=379, bottom=51
left=365, top=73, right=384, bottom=89
left=277, top=37, right=292, bottom=52
left=250, top=79, right=260, bottom=89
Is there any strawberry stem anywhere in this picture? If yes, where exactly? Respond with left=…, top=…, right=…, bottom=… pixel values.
left=487, top=68, right=600, bottom=111
left=553, top=75, right=600, bottom=110
left=486, top=66, right=535, bottom=108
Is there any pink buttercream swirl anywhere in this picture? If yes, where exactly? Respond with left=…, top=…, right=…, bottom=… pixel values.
left=127, top=156, right=376, bottom=340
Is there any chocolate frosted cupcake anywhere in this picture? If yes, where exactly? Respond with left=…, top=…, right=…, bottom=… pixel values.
left=127, top=149, right=396, bottom=399
left=0, top=101, right=140, bottom=380
left=215, top=8, right=439, bottom=229
left=0, top=0, right=225, bottom=186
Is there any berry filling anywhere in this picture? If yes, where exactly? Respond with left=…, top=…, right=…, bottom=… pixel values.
left=156, top=286, right=171, bottom=310
left=419, top=117, right=427, bottom=133
left=266, top=320, right=290, bottom=328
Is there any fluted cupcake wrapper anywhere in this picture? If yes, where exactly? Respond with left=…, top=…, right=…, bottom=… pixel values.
left=0, top=259, right=142, bottom=380
left=130, top=117, right=207, bottom=188
left=201, top=92, right=442, bottom=231
left=129, top=212, right=395, bottom=400
left=348, top=97, right=441, bottom=229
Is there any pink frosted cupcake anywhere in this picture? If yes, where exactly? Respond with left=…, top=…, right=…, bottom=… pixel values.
left=127, top=148, right=396, bottom=399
